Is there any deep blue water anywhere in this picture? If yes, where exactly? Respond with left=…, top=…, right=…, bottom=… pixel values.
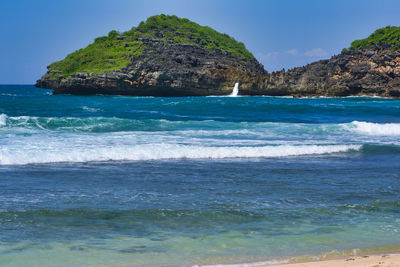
left=0, top=85, right=400, bottom=266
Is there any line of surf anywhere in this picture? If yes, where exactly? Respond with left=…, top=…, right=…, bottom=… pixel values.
left=0, top=144, right=361, bottom=165
left=1, top=114, right=400, bottom=136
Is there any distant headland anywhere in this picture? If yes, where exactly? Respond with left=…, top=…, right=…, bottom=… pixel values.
left=36, top=15, right=400, bottom=97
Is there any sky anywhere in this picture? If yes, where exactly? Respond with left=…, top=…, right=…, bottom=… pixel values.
left=1, top=0, right=400, bottom=84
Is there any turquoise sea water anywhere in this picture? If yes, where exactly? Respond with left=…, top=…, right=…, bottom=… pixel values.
left=0, top=85, right=400, bottom=266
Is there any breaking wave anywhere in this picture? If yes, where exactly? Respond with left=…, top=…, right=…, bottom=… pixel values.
left=0, top=144, right=361, bottom=165
left=1, top=112, right=399, bottom=165
left=1, top=113, right=400, bottom=136
left=347, top=121, right=400, bottom=136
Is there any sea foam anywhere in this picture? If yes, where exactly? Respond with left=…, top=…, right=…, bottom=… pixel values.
left=1, top=113, right=400, bottom=137
left=0, top=114, right=6, bottom=126
left=349, top=121, right=400, bottom=136
left=0, top=144, right=361, bottom=165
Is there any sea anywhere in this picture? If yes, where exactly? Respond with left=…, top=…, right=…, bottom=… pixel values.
left=0, top=85, right=400, bottom=266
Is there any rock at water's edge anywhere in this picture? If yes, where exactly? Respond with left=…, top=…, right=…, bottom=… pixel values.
left=247, top=48, right=400, bottom=98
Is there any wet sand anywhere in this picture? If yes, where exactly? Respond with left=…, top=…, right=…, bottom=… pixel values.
left=268, top=254, right=400, bottom=267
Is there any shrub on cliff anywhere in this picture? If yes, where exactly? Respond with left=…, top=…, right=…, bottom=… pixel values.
left=349, top=26, right=400, bottom=50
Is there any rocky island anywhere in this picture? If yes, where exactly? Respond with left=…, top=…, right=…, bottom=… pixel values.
left=253, top=26, right=400, bottom=97
left=36, top=14, right=266, bottom=96
left=36, top=16, right=400, bottom=97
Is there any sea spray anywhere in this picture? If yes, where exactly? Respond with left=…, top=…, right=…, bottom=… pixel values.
left=228, top=82, right=239, bottom=97
left=0, top=113, right=7, bottom=126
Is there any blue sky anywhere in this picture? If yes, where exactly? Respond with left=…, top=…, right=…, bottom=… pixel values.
left=1, top=0, right=400, bottom=84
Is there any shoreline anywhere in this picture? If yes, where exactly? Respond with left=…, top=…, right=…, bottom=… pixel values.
left=269, top=254, right=400, bottom=267
left=198, top=245, right=400, bottom=267
left=199, top=254, right=400, bottom=267
left=6, top=85, right=399, bottom=99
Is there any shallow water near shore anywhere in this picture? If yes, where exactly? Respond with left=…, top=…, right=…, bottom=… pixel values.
left=1, top=85, right=400, bottom=266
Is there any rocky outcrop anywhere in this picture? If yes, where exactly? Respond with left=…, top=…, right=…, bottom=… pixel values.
left=36, top=38, right=265, bottom=96
left=241, top=48, right=400, bottom=97
left=36, top=13, right=266, bottom=97
left=36, top=39, right=266, bottom=96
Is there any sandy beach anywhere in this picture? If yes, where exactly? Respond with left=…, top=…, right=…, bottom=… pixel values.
left=268, top=254, right=400, bottom=267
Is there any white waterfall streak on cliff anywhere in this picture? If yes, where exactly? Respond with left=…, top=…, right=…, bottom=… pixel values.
left=228, top=83, right=239, bottom=97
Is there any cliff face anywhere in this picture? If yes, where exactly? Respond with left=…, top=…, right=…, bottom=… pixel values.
left=36, top=15, right=265, bottom=96
left=246, top=26, right=400, bottom=97
left=242, top=48, right=400, bottom=97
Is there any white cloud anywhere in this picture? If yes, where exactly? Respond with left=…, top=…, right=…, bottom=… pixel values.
left=285, top=49, right=298, bottom=55
left=256, top=51, right=280, bottom=61
left=304, top=48, right=328, bottom=57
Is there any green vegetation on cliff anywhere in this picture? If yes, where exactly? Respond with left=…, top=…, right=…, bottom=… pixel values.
left=47, top=14, right=254, bottom=77
left=348, top=26, right=400, bottom=50
left=48, top=35, right=143, bottom=76
left=133, top=14, right=253, bottom=59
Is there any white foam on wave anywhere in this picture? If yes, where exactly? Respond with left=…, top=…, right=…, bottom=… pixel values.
left=346, top=95, right=392, bottom=99
left=2, top=112, right=400, bottom=142
left=82, top=106, right=101, bottom=112
left=348, top=121, right=400, bottom=136
left=0, top=93, right=19, bottom=97
left=0, top=144, right=361, bottom=165
left=0, top=114, right=7, bottom=126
